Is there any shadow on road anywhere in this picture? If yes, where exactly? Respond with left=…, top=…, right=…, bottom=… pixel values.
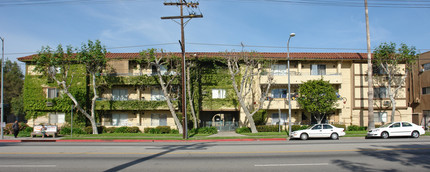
left=103, top=142, right=213, bottom=172
left=333, top=144, right=430, bottom=171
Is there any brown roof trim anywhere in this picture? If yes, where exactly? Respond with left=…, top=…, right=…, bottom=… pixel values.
left=17, top=52, right=369, bottom=62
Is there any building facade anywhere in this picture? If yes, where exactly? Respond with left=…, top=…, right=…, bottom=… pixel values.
left=408, top=51, right=430, bottom=127
left=18, top=52, right=413, bottom=131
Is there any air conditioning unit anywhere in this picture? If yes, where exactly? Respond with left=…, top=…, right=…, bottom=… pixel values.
left=383, top=101, right=391, bottom=106
left=414, top=97, right=421, bottom=103
left=419, top=69, right=425, bottom=73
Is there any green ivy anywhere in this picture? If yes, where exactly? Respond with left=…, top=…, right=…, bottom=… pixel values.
left=96, top=100, right=178, bottom=110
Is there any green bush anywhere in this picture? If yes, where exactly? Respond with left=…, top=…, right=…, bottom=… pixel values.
left=144, top=127, right=152, bottom=133
left=126, top=126, right=141, bottom=133
left=256, top=125, right=279, bottom=132
left=98, top=126, right=106, bottom=133
left=156, top=126, right=171, bottom=134
left=196, top=127, right=217, bottom=134
left=291, top=125, right=309, bottom=132
left=3, top=122, right=29, bottom=134
left=236, top=127, right=251, bottom=133
left=84, top=126, right=93, bottom=134
left=105, top=127, right=116, bottom=133
left=253, top=110, right=268, bottom=125
left=114, top=127, right=129, bottom=133
left=24, top=127, right=33, bottom=133
left=347, top=125, right=367, bottom=131
left=170, top=129, right=179, bottom=134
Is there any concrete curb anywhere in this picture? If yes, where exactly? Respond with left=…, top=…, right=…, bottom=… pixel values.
left=0, top=138, right=288, bottom=143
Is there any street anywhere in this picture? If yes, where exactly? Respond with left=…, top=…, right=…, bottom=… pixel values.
left=1, top=137, right=430, bottom=172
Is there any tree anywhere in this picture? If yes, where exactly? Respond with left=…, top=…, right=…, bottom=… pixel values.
left=226, top=51, right=273, bottom=133
left=139, top=49, right=183, bottom=134
left=1, top=60, right=24, bottom=121
left=34, top=40, right=107, bottom=134
left=373, top=42, right=417, bottom=123
left=187, top=61, right=198, bottom=129
left=297, top=79, right=338, bottom=124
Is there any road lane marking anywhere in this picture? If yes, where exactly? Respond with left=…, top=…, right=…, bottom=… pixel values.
left=0, top=165, right=56, bottom=168
left=1, top=147, right=429, bottom=155
left=255, top=163, right=329, bottom=167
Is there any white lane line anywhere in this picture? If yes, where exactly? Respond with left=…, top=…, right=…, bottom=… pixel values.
left=255, top=163, right=329, bottom=167
left=0, top=165, right=56, bottom=168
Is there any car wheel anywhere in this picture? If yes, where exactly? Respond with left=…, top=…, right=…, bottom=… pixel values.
left=300, top=133, right=308, bottom=140
left=411, top=131, right=420, bottom=138
left=330, top=133, right=339, bottom=140
left=381, top=132, right=389, bottom=139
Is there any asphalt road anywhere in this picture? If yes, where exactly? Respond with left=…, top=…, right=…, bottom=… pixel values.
left=1, top=137, right=430, bottom=172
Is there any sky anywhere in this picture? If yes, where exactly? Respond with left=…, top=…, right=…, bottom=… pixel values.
left=1, top=0, right=429, bottom=69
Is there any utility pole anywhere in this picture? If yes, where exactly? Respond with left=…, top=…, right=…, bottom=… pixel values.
left=0, top=37, right=4, bottom=140
left=364, top=0, right=375, bottom=130
left=161, top=0, right=202, bottom=139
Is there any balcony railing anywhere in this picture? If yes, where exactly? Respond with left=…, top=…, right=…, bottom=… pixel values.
left=260, top=72, right=342, bottom=84
left=262, top=99, right=343, bottom=110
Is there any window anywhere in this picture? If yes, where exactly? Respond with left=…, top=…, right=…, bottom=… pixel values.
left=151, top=89, right=166, bottom=101
left=49, top=66, right=61, bottom=74
left=271, top=113, right=287, bottom=125
left=373, top=64, right=387, bottom=75
left=312, top=125, right=322, bottom=130
left=49, top=113, right=65, bottom=124
left=374, top=87, right=388, bottom=98
left=112, top=114, right=128, bottom=126
left=271, top=64, right=287, bottom=76
left=423, top=87, right=430, bottom=95
left=212, top=89, right=226, bottom=99
left=151, top=114, right=167, bottom=126
left=47, top=88, right=59, bottom=98
left=423, top=63, right=430, bottom=71
left=271, top=89, right=287, bottom=98
left=151, top=65, right=168, bottom=75
left=323, top=125, right=333, bottom=129
left=374, top=112, right=387, bottom=123
left=390, top=122, right=401, bottom=128
left=402, top=122, right=412, bottom=127
left=112, top=89, right=128, bottom=101
left=311, top=64, right=326, bottom=75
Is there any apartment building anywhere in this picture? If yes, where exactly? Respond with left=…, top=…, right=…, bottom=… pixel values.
left=408, top=51, right=430, bottom=127
left=18, top=52, right=413, bottom=131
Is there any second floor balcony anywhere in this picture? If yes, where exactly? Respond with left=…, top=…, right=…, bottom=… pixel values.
left=262, top=98, right=343, bottom=110
left=260, top=72, right=342, bottom=85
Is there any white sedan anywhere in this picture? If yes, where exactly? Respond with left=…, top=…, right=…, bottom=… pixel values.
left=290, top=124, right=346, bottom=140
left=366, top=121, right=425, bottom=139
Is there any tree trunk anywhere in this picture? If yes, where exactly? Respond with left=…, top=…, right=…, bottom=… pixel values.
left=156, top=67, right=183, bottom=134
left=187, top=65, right=197, bottom=129
left=90, top=72, right=99, bottom=134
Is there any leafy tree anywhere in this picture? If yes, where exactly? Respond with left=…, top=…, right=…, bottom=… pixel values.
left=297, top=79, right=338, bottom=124
left=34, top=40, right=107, bottom=134
left=1, top=60, right=24, bottom=121
left=226, top=51, right=274, bottom=133
left=139, top=49, right=184, bottom=134
left=373, top=42, right=418, bottom=123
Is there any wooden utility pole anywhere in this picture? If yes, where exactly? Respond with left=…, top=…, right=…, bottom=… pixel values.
left=162, top=0, right=202, bottom=139
left=365, top=0, right=375, bottom=130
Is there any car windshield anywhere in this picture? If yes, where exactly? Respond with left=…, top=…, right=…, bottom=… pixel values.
left=381, top=123, right=393, bottom=128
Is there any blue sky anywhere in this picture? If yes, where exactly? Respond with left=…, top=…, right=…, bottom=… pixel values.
left=1, top=0, right=429, bottom=67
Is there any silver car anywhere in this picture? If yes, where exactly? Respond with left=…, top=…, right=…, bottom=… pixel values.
left=366, top=122, right=425, bottom=139
left=290, top=124, right=346, bottom=140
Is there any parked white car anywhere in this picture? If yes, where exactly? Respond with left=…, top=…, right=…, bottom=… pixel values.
left=290, top=124, right=346, bottom=140
left=366, top=122, right=425, bottom=139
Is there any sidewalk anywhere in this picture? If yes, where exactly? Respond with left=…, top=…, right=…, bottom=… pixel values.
left=0, top=133, right=287, bottom=143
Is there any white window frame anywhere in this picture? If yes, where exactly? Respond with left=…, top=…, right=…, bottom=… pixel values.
left=311, top=64, right=326, bottom=75
left=271, top=64, right=287, bottom=76
left=112, top=114, right=128, bottom=126
left=374, top=112, right=387, bottom=123
left=151, top=89, right=166, bottom=101
left=47, top=88, right=59, bottom=98
left=271, top=113, right=287, bottom=125
left=49, top=112, right=65, bottom=124
left=212, top=89, right=226, bottom=99
left=112, top=89, right=128, bottom=101
left=151, top=114, right=167, bottom=126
